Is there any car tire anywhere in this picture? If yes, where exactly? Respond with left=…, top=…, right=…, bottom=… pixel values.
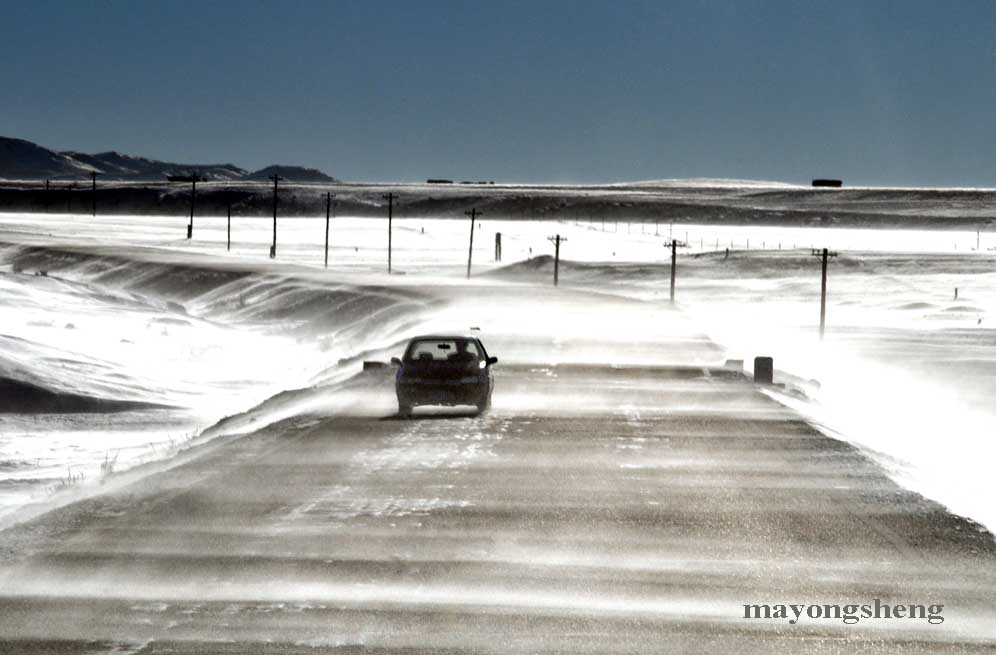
left=475, top=395, right=491, bottom=415
left=398, top=402, right=413, bottom=418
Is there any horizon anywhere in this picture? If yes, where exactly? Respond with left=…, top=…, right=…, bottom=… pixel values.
left=12, top=131, right=996, bottom=190
left=4, top=1, right=996, bottom=186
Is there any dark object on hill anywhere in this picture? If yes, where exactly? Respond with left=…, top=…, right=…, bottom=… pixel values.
left=812, top=179, right=843, bottom=188
left=427, top=179, right=453, bottom=184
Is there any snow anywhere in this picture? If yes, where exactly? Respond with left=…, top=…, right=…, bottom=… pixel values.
left=1, top=209, right=995, bottom=533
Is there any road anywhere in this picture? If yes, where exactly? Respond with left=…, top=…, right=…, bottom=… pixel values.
left=1, top=304, right=995, bottom=653
left=0, top=272, right=996, bottom=655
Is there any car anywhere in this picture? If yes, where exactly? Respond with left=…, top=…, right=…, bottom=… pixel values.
left=391, top=335, right=498, bottom=416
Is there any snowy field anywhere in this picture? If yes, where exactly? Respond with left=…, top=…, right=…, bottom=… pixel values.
left=1, top=210, right=995, bottom=533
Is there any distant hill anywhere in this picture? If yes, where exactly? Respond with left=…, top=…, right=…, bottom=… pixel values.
left=0, top=136, right=336, bottom=183
left=244, top=165, right=337, bottom=183
left=62, top=150, right=246, bottom=181
left=0, top=136, right=97, bottom=179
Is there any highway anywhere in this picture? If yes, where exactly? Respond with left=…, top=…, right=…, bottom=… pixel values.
left=2, top=320, right=994, bottom=652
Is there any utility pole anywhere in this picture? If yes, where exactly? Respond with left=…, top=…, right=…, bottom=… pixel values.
left=325, top=191, right=336, bottom=269
left=269, top=175, right=282, bottom=258
left=547, top=234, right=567, bottom=286
left=665, top=239, right=687, bottom=304
left=169, top=174, right=202, bottom=238
left=226, top=196, right=232, bottom=252
left=383, top=192, right=395, bottom=273
left=812, top=248, right=838, bottom=340
left=465, top=208, right=481, bottom=278
left=90, top=172, right=99, bottom=217
left=188, top=179, right=196, bottom=238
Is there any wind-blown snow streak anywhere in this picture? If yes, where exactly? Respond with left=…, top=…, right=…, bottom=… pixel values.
left=2, top=210, right=994, bottom=535
left=0, top=243, right=437, bottom=523
left=528, top=252, right=996, bottom=532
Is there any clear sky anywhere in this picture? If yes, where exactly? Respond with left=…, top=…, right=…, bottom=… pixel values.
left=2, top=0, right=995, bottom=186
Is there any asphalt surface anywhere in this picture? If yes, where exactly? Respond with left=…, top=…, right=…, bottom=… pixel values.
left=1, top=334, right=995, bottom=652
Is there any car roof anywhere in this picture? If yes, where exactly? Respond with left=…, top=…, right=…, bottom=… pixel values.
left=407, top=334, right=483, bottom=342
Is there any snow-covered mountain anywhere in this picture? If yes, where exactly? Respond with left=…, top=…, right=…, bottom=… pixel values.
left=0, top=136, right=99, bottom=179
left=0, top=136, right=337, bottom=182
left=61, top=150, right=247, bottom=181
left=243, top=164, right=337, bottom=183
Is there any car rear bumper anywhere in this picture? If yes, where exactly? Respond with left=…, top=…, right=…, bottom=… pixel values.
left=397, top=381, right=488, bottom=407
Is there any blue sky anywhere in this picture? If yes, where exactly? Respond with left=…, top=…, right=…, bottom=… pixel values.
left=2, top=0, right=995, bottom=185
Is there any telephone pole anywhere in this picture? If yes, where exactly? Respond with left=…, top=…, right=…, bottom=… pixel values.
left=812, top=248, right=838, bottom=340
left=665, top=239, right=687, bottom=304
left=547, top=234, right=567, bottom=286
left=226, top=195, right=232, bottom=252
left=168, top=174, right=203, bottom=238
left=465, top=208, right=481, bottom=278
left=90, top=171, right=99, bottom=217
left=325, top=191, right=336, bottom=269
left=189, top=178, right=196, bottom=238
left=269, top=175, right=283, bottom=258
left=383, top=192, right=395, bottom=273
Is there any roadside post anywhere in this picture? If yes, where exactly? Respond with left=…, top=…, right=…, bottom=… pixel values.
left=812, top=248, right=838, bottom=340
left=465, top=208, right=482, bottom=278
left=495, top=232, right=502, bottom=262
left=226, top=195, right=232, bottom=251
left=754, top=356, right=774, bottom=384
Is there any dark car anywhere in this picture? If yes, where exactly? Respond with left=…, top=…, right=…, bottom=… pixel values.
left=391, top=335, right=498, bottom=416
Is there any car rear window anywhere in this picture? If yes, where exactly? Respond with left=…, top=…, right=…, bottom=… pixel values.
left=406, top=339, right=481, bottom=362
